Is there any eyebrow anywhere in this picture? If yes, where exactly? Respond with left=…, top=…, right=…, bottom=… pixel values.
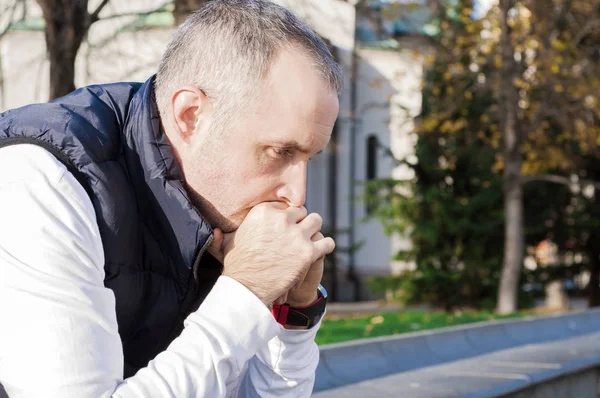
left=275, top=140, right=324, bottom=155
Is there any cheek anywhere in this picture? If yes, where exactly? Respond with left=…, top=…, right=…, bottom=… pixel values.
left=232, top=165, right=283, bottom=205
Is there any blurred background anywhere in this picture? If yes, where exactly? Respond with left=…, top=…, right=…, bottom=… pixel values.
left=1, top=0, right=600, bottom=342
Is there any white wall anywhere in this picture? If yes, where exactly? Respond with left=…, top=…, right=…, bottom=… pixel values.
left=351, top=40, right=427, bottom=278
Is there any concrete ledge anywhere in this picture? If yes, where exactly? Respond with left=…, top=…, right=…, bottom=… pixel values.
left=314, top=309, right=600, bottom=394
left=313, top=330, right=600, bottom=397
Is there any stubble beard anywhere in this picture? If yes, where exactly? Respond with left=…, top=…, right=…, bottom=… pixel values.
left=184, top=183, right=241, bottom=233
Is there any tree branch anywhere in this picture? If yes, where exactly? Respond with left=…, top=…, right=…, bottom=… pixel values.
left=97, top=1, right=172, bottom=22
left=522, top=174, right=600, bottom=190
left=90, top=0, right=111, bottom=23
left=573, top=18, right=600, bottom=47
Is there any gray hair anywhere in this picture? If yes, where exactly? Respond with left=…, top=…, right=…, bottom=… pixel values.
left=154, top=0, right=343, bottom=129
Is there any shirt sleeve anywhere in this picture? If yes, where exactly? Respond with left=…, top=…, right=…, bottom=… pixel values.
left=0, top=144, right=318, bottom=398
left=229, top=316, right=323, bottom=398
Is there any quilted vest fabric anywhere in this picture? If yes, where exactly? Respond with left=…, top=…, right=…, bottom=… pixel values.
left=0, top=76, right=222, bottom=376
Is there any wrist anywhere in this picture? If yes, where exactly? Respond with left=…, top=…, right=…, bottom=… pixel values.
left=222, top=273, right=273, bottom=306
left=272, top=285, right=327, bottom=329
left=283, top=292, right=320, bottom=330
left=285, top=292, right=319, bottom=308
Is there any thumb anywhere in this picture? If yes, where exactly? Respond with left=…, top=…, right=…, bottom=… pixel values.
left=208, top=228, right=224, bottom=263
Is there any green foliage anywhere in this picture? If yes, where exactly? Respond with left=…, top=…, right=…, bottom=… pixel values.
left=365, top=42, right=514, bottom=310
left=316, top=309, right=525, bottom=345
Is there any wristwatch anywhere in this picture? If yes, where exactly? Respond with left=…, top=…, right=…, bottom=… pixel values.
left=272, top=284, right=328, bottom=328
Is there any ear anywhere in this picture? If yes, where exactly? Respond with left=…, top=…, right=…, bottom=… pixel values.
left=169, top=85, right=209, bottom=143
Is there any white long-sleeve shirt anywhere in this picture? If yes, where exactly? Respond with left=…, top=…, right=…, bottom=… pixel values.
left=0, top=144, right=321, bottom=398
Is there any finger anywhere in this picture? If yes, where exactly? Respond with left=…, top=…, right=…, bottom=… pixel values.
left=286, top=206, right=308, bottom=223
left=299, top=213, right=323, bottom=237
left=312, top=236, right=335, bottom=260
left=264, top=201, right=289, bottom=211
left=311, top=232, right=325, bottom=242
left=293, top=254, right=325, bottom=290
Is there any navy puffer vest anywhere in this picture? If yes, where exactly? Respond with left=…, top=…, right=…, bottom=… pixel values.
left=0, top=76, right=222, bottom=377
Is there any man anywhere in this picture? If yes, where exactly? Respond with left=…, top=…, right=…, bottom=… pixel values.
left=0, top=0, right=342, bottom=396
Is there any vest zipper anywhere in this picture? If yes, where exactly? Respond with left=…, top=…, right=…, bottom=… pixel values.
left=162, top=233, right=214, bottom=351
left=187, top=233, right=214, bottom=311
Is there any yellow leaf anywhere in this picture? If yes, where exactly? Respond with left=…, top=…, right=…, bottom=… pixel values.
left=554, top=85, right=564, bottom=93
left=492, top=154, right=504, bottom=173
left=371, top=315, right=385, bottom=325
left=551, top=39, right=567, bottom=52
left=575, top=119, right=586, bottom=134
left=465, top=91, right=473, bottom=100
left=514, top=78, right=526, bottom=88
left=494, top=55, right=502, bottom=68
left=551, top=64, right=560, bottom=74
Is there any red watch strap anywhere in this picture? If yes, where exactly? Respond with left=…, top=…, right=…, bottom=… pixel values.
left=272, top=303, right=290, bottom=325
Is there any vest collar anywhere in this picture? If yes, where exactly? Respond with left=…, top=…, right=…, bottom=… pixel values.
left=125, top=76, right=213, bottom=282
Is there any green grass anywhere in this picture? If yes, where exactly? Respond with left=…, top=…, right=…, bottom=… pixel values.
left=316, top=310, right=526, bottom=345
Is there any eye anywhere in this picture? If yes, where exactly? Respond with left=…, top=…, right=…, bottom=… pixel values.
left=271, top=147, right=293, bottom=159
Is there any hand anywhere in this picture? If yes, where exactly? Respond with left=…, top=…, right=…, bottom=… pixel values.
left=208, top=202, right=335, bottom=306
left=274, top=232, right=326, bottom=307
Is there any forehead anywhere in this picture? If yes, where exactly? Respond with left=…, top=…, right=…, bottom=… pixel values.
left=246, top=49, right=339, bottom=149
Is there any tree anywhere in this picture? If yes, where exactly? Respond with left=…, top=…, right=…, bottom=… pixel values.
left=36, top=0, right=110, bottom=100
left=422, top=0, right=599, bottom=313
left=495, top=0, right=600, bottom=313
left=367, top=0, right=600, bottom=312
left=496, top=0, right=521, bottom=313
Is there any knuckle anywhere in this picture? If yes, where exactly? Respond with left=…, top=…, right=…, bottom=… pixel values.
left=252, top=203, right=268, bottom=218
left=314, top=213, right=323, bottom=225
left=273, top=209, right=288, bottom=227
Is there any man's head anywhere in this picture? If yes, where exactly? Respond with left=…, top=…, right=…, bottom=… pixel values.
left=155, top=0, right=343, bottom=232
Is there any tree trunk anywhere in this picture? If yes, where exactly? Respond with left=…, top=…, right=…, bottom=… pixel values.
left=174, top=0, right=210, bottom=26
left=37, top=0, right=89, bottom=100
left=588, top=251, right=600, bottom=307
left=496, top=0, right=523, bottom=314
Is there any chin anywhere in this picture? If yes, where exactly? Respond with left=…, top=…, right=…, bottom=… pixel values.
left=218, top=210, right=251, bottom=233
left=212, top=214, right=242, bottom=233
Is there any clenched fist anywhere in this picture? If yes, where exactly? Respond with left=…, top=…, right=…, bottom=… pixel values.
left=209, top=202, right=335, bottom=305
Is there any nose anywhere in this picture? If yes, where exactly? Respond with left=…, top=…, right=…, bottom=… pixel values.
left=276, top=162, right=307, bottom=207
